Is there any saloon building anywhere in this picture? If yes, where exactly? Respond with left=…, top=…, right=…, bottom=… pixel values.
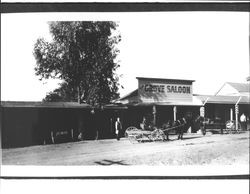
left=1, top=77, right=249, bottom=148
left=118, top=78, right=249, bottom=133
left=117, top=77, right=203, bottom=132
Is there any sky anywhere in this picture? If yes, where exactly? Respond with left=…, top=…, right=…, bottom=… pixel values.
left=1, top=12, right=249, bottom=101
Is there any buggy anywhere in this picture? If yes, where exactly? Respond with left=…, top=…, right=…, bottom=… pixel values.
left=125, top=118, right=188, bottom=143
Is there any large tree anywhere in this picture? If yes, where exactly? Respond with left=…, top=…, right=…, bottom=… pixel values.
left=33, top=21, right=121, bottom=106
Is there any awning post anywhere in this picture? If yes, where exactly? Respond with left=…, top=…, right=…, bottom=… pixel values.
left=235, top=96, right=241, bottom=131
left=235, top=105, right=239, bottom=131
left=152, top=105, right=157, bottom=126
left=230, top=108, right=233, bottom=121
left=173, top=106, right=177, bottom=121
left=200, top=106, right=205, bottom=117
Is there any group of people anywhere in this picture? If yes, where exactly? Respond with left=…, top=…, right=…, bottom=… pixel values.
left=140, top=116, right=155, bottom=131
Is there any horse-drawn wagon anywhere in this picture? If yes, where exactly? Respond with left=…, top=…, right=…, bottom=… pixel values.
left=125, top=117, right=191, bottom=143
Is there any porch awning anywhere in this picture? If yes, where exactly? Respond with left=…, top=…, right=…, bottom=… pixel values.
left=194, top=95, right=250, bottom=105
left=116, top=90, right=203, bottom=106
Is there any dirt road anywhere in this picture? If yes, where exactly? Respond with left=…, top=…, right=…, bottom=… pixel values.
left=2, top=132, right=249, bottom=165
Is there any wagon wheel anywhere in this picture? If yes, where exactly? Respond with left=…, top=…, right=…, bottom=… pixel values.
left=136, top=134, right=144, bottom=143
left=126, top=126, right=138, bottom=131
left=138, top=133, right=151, bottom=143
left=147, top=134, right=154, bottom=141
left=140, top=133, right=153, bottom=143
left=225, top=121, right=233, bottom=134
left=226, top=128, right=231, bottom=134
left=225, top=121, right=241, bottom=134
left=128, top=135, right=138, bottom=143
left=149, top=129, right=166, bottom=142
left=231, top=122, right=241, bottom=134
left=125, top=126, right=138, bottom=137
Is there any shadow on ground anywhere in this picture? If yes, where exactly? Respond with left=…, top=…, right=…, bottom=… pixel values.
left=181, top=136, right=203, bottom=140
left=94, top=159, right=130, bottom=166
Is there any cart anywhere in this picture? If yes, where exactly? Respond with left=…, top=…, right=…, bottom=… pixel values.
left=125, top=126, right=167, bottom=143
left=125, top=122, right=186, bottom=143
left=225, top=120, right=241, bottom=134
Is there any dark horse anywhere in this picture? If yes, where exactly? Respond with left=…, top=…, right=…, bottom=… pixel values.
left=162, top=117, right=190, bottom=140
left=174, top=118, right=188, bottom=140
left=162, top=120, right=172, bottom=141
left=194, top=115, right=207, bottom=135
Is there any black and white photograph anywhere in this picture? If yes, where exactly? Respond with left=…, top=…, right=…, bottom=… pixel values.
left=1, top=2, right=250, bottom=186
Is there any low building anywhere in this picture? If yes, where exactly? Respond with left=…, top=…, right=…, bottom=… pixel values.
left=1, top=78, right=249, bottom=148
left=0, top=101, right=126, bottom=148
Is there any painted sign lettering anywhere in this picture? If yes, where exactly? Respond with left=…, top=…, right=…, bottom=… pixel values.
left=138, top=79, right=193, bottom=102
left=141, top=84, right=190, bottom=94
left=144, top=84, right=165, bottom=93
left=166, top=85, right=190, bottom=94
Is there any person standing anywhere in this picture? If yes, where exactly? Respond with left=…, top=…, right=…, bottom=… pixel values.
left=240, top=113, right=247, bottom=131
left=115, top=117, right=122, bottom=140
left=140, top=116, right=146, bottom=130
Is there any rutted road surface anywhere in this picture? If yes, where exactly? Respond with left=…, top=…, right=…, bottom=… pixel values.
left=2, top=132, right=249, bottom=165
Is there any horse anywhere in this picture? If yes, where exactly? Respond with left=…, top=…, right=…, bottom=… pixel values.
left=194, top=115, right=207, bottom=135
left=162, top=117, right=189, bottom=140
left=162, top=121, right=172, bottom=141
left=173, top=118, right=187, bottom=140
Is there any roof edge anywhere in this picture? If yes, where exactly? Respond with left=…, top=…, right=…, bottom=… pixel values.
left=0, top=101, right=92, bottom=108
left=136, top=77, right=195, bottom=83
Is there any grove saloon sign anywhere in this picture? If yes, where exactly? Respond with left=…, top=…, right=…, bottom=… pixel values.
left=143, top=84, right=191, bottom=94
left=137, top=77, right=194, bottom=103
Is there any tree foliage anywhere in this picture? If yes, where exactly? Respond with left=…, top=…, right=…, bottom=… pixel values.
left=34, top=21, right=121, bottom=106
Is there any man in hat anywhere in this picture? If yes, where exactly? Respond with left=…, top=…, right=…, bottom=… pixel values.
left=115, top=117, right=122, bottom=140
left=240, top=113, right=247, bottom=131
